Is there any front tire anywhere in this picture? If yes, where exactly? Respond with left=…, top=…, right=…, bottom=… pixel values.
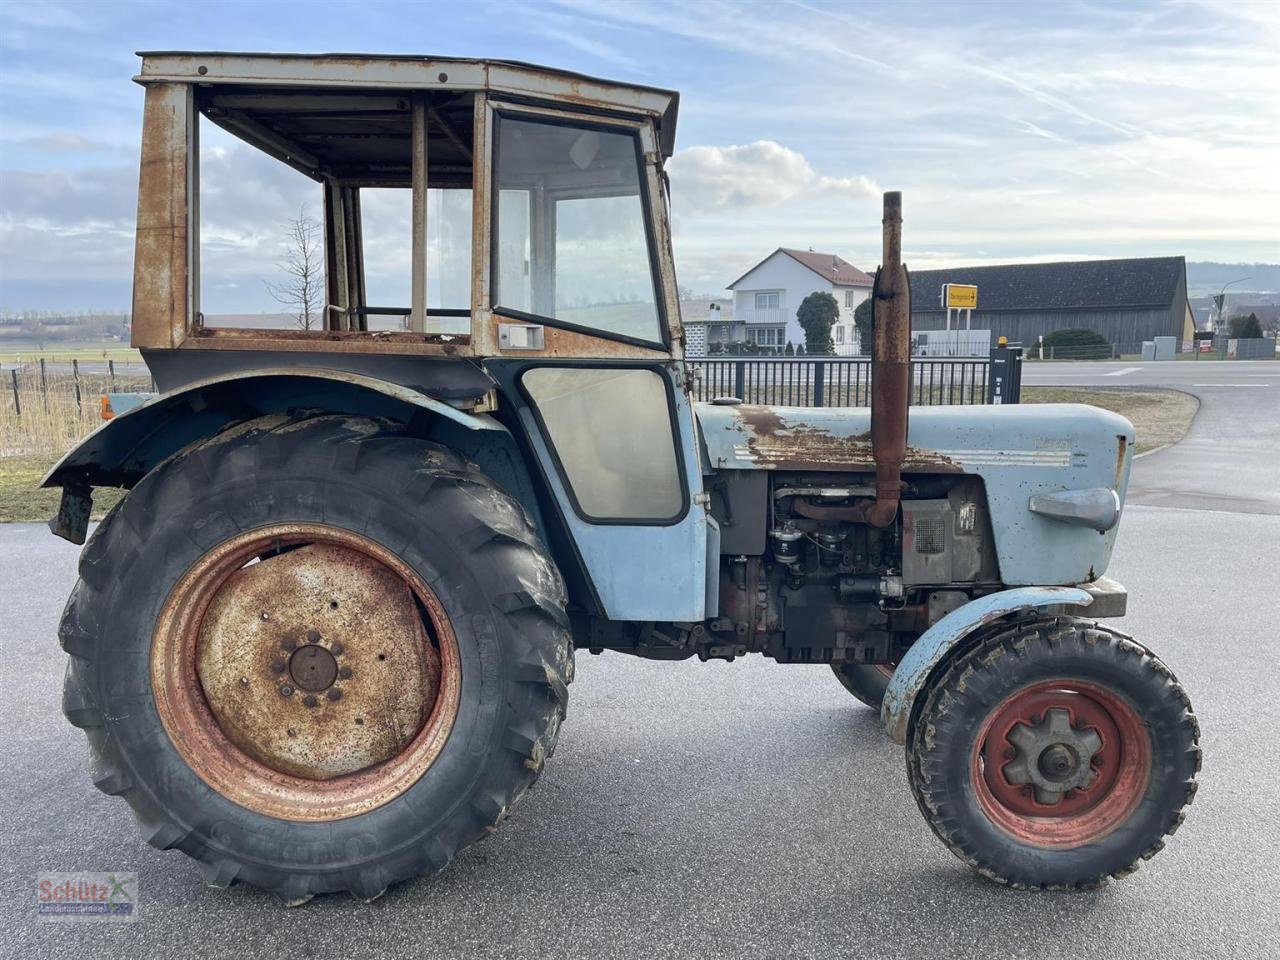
left=59, top=414, right=572, bottom=902
left=907, top=617, right=1199, bottom=889
left=831, top=662, right=894, bottom=709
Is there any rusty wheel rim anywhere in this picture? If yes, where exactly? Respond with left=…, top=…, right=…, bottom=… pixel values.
left=970, top=680, right=1151, bottom=847
left=151, top=523, right=461, bottom=822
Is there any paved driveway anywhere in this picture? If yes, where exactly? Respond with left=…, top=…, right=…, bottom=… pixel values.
left=2, top=361, right=1278, bottom=959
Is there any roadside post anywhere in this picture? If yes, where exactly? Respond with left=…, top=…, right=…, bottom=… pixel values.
left=987, top=336, right=1023, bottom=404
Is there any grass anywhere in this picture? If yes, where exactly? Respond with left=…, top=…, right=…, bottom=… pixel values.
left=1021, top=387, right=1199, bottom=454
left=0, top=455, right=124, bottom=523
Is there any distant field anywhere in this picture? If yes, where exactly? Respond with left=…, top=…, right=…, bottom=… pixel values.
left=0, top=340, right=142, bottom=363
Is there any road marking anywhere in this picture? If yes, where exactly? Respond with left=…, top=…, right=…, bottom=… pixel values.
left=1190, top=383, right=1269, bottom=387
left=1104, top=366, right=1142, bottom=376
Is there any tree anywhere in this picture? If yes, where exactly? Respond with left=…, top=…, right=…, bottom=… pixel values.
left=266, top=206, right=324, bottom=330
left=795, top=342, right=806, bottom=356
left=784, top=340, right=795, bottom=356
left=1229, top=312, right=1264, bottom=339
left=796, top=291, right=839, bottom=356
left=853, top=297, right=874, bottom=355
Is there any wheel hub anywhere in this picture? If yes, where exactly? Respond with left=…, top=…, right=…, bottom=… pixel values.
left=971, top=680, right=1153, bottom=846
left=195, top=542, right=439, bottom=780
left=1002, top=707, right=1102, bottom=804
left=152, top=524, right=461, bottom=821
left=288, top=643, right=339, bottom=692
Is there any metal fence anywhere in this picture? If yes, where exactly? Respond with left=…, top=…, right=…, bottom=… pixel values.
left=689, top=357, right=995, bottom=407
left=1027, top=339, right=1278, bottom=360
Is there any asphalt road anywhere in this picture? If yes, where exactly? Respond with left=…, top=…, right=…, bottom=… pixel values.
left=3, top=360, right=1279, bottom=959
left=1024, top=359, right=1280, bottom=514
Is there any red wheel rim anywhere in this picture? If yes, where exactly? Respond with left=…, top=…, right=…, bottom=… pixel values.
left=970, top=680, right=1151, bottom=847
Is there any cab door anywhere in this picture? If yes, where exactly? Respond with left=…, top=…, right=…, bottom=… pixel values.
left=476, top=103, right=713, bottom=621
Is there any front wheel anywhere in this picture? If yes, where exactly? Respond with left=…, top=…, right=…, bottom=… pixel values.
left=831, top=661, right=895, bottom=709
left=907, top=617, right=1199, bottom=889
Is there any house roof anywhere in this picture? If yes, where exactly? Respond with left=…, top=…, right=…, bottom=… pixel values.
left=910, top=256, right=1186, bottom=313
left=728, top=248, right=874, bottom=290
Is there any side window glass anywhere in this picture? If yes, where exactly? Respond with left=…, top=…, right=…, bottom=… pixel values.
left=522, top=367, right=684, bottom=522
left=494, top=115, right=663, bottom=346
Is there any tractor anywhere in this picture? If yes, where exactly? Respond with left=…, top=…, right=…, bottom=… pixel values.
left=46, top=53, right=1199, bottom=903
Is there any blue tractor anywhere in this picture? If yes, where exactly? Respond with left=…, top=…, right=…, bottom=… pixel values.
left=47, top=53, right=1198, bottom=903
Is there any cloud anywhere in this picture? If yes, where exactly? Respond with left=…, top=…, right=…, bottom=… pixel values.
left=8, top=132, right=113, bottom=152
left=667, top=140, right=878, bottom=213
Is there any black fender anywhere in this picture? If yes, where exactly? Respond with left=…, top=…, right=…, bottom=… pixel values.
left=43, top=367, right=504, bottom=489
left=42, top=368, right=540, bottom=539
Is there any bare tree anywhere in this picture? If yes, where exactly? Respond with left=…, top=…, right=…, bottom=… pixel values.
left=265, top=207, right=324, bottom=330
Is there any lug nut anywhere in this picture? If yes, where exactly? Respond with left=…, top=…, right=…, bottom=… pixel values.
left=306, top=629, right=321, bottom=644
left=338, top=666, right=353, bottom=680
left=280, top=638, right=298, bottom=653
left=331, top=642, right=345, bottom=656
left=279, top=684, right=294, bottom=697
left=326, top=689, right=342, bottom=702
left=302, top=694, right=318, bottom=708
left=270, top=659, right=286, bottom=674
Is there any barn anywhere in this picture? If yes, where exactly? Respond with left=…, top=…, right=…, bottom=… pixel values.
left=909, top=256, right=1195, bottom=348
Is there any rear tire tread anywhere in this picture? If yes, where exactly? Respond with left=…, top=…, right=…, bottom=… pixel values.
left=59, top=412, right=573, bottom=903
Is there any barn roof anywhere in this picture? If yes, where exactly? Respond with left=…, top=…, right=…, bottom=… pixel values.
left=910, top=256, right=1186, bottom=312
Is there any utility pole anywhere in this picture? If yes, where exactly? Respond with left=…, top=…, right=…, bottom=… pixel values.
left=1214, top=276, right=1251, bottom=334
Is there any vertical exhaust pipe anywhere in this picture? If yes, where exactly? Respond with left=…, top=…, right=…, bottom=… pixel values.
left=863, top=191, right=910, bottom=528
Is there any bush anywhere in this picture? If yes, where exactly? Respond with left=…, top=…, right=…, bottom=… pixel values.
left=784, top=341, right=795, bottom=356
left=1229, top=313, right=1264, bottom=339
left=1035, top=328, right=1112, bottom=360
left=796, top=291, right=838, bottom=355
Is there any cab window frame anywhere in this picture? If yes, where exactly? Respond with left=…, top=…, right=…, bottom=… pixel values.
left=517, top=361, right=690, bottom=527
left=488, top=107, right=670, bottom=352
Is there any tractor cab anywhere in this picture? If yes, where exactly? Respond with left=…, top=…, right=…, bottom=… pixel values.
left=130, top=52, right=682, bottom=363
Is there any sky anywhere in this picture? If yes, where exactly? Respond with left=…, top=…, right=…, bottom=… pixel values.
left=1, top=0, right=1278, bottom=311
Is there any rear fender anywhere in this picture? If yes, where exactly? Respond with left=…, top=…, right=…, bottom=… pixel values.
left=880, top=586, right=1097, bottom=744
left=41, top=368, right=529, bottom=543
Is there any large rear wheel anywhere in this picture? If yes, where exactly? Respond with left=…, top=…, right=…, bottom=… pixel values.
left=60, top=414, right=572, bottom=902
left=907, top=617, right=1199, bottom=889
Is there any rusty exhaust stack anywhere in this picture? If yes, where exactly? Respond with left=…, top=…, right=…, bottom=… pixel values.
left=863, top=191, right=910, bottom=528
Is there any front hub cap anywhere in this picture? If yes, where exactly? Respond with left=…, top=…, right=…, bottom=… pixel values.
left=152, top=524, right=461, bottom=821
left=971, top=681, right=1152, bottom=847
left=1003, top=707, right=1103, bottom=804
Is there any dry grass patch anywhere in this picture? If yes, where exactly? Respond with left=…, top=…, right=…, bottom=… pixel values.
left=1021, top=387, right=1199, bottom=454
left=0, top=455, right=124, bottom=523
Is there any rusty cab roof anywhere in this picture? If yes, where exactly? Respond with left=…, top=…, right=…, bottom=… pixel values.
left=134, top=51, right=680, bottom=159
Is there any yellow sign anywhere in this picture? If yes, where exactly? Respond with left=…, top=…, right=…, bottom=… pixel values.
left=944, top=284, right=978, bottom=309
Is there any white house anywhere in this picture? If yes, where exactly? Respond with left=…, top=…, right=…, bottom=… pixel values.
left=726, top=248, right=874, bottom=353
